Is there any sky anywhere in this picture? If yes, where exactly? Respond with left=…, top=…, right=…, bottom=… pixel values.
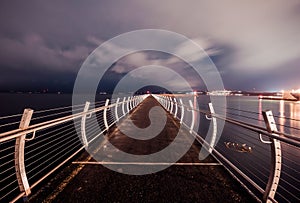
left=0, top=0, right=300, bottom=93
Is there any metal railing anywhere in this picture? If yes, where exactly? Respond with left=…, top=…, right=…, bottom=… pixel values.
left=1, top=94, right=299, bottom=202
left=152, top=94, right=300, bottom=203
left=0, top=94, right=148, bottom=202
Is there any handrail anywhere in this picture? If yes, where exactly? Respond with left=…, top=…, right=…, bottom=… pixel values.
left=155, top=96, right=300, bottom=148
left=175, top=101, right=300, bottom=145
left=0, top=99, right=137, bottom=141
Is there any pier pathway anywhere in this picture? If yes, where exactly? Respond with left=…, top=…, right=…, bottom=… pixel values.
left=30, top=96, right=254, bottom=202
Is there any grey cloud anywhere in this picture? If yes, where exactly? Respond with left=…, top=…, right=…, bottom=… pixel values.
left=138, top=1, right=300, bottom=72
left=0, top=0, right=299, bottom=91
left=0, top=33, right=90, bottom=71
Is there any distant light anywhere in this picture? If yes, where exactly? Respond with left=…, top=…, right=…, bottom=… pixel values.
left=146, top=90, right=150, bottom=94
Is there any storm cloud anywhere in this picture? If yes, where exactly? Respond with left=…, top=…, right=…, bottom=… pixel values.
left=0, top=0, right=300, bottom=92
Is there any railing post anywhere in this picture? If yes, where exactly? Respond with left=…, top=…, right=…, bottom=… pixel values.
left=115, top=98, right=120, bottom=122
left=174, top=98, right=178, bottom=118
left=208, top=103, right=217, bottom=153
left=132, top=97, right=135, bottom=108
left=103, top=99, right=110, bottom=130
left=179, top=99, right=184, bottom=124
left=122, top=97, right=126, bottom=116
left=137, top=96, right=140, bottom=106
left=167, top=97, right=171, bottom=112
left=189, top=100, right=195, bottom=133
left=135, top=96, right=138, bottom=107
left=169, top=97, right=174, bottom=115
left=135, top=97, right=138, bottom=107
left=161, top=96, right=164, bottom=108
left=15, top=108, right=33, bottom=199
left=262, top=110, right=282, bottom=203
left=126, top=97, right=130, bottom=113
left=81, top=102, right=90, bottom=148
left=129, top=96, right=133, bottom=110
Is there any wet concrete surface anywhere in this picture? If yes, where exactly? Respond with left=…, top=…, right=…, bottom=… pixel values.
left=29, top=96, right=256, bottom=203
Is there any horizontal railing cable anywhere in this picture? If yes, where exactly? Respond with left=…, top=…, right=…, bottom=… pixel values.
left=275, top=123, right=300, bottom=131
left=273, top=114, right=300, bottom=122
left=281, top=170, right=300, bottom=185
left=174, top=102, right=300, bottom=147
left=0, top=113, right=23, bottom=120
left=0, top=99, right=132, bottom=140
left=0, top=120, right=22, bottom=128
left=0, top=164, right=15, bottom=176
left=0, top=180, right=18, bottom=196
left=33, top=103, right=86, bottom=114
left=25, top=129, right=78, bottom=164
left=27, top=139, right=81, bottom=178
left=31, top=107, right=83, bottom=121
left=277, top=184, right=299, bottom=201
left=218, top=146, right=269, bottom=185
left=24, top=120, right=80, bottom=150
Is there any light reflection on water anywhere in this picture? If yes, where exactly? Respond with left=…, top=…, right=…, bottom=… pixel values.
left=279, top=100, right=285, bottom=133
left=257, top=97, right=300, bottom=136
left=258, top=97, right=263, bottom=122
left=289, top=102, right=300, bottom=135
